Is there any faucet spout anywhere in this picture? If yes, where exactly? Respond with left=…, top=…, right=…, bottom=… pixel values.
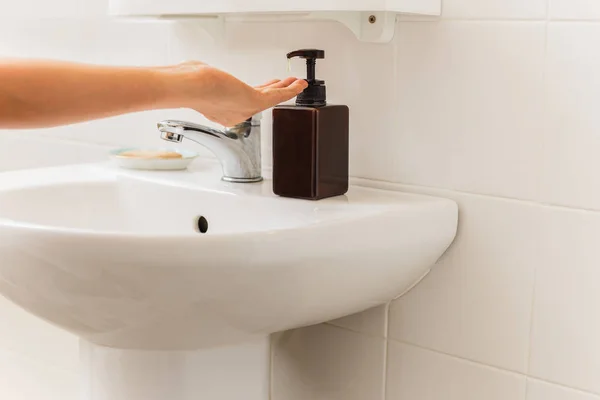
left=157, top=115, right=263, bottom=183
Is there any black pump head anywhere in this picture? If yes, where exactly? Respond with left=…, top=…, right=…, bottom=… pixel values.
left=287, top=49, right=326, bottom=107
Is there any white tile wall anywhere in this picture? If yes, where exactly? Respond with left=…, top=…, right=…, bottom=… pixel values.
left=389, top=193, right=539, bottom=373
left=541, top=23, right=600, bottom=210
left=0, top=134, right=108, bottom=171
left=392, top=21, right=546, bottom=200
left=0, top=348, right=78, bottom=400
left=0, top=19, right=168, bottom=64
left=529, top=209, right=600, bottom=394
left=328, top=305, right=388, bottom=337
left=0, top=0, right=107, bottom=18
left=550, top=0, right=600, bottom=20
left=442, top=0, right=547, bottom=20
left=271, top=324, right=386, bottom=400
left=527, top=379, right=600, bottom=400
left=386, top=342, right=527, bottom=400
left=2, top=0, right=600, bottom=399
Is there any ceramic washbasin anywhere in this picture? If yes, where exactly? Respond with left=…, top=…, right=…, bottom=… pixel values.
left=0, top=159, right=457, bottom=400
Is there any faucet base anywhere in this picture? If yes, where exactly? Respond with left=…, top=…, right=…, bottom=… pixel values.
left=222, top=176, right=264, bottom=183
left=158, top=117, right=263, bottom=185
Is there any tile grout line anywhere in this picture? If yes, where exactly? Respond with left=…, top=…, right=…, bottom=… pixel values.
left=391, top=338, right=526, bottom=376
left=527, top=375, right=600, bottom=398
left=382, top=302, right=391, bottom=400
left=21, top=134, right=600, bottom=216
left=350, top=176, right=600, bottom=215
left=523, top=4, right=550, bottom=386
left=0, top=346, right=77, bottom=377
left=525, top=265, right=539, bottom=386
left=321, top=317, right=391, bottom=400
left=324, top=321, right=387, bottom=340
left=525, top=378, right=532, bottom=400
left=533, top=0, right=551, bottom=220
left=523, top=265, right=539, bottom=400
left=383, top=34, right=397, bottom=400
left=269, top=336, right=275, bottom=400
left=392, top=339, right=600, bottom=398
left=548, top=19, right=600, bottom=23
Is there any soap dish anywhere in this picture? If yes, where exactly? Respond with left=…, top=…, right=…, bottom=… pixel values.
left=109, top=148, right=199, bottom=171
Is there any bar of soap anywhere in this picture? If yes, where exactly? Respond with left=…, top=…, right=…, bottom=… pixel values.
left=118, top=150, right=183, bottom=159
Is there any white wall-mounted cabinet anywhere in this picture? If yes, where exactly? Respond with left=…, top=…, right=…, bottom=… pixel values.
left=108, top=0, right=441, bottom=42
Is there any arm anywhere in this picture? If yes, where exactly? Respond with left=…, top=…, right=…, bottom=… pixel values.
left=0, top=59, right=308, bottom=129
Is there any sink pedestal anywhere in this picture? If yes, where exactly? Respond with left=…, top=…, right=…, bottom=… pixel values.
left=79, top=337, right=271, bottom=400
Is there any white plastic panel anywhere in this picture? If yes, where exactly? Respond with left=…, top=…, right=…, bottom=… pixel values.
left=108, top=0, right=441, bottom=42
left=109, top=0, right=440, bottom=16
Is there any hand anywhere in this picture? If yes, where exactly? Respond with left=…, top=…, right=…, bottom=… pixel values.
left=165, top=61, right=308, bottom=127
left=0, top=59, right=307, bottom=130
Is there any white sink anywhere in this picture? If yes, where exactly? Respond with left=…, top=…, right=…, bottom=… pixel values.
left=0, top=160, right=457, bottom=400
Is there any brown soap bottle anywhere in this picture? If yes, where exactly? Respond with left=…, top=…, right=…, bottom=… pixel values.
left=272, top=49, right=349, bottom=200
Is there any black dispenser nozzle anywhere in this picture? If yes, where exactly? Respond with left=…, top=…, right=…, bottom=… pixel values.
left=287, top=49, right=326, bottom=107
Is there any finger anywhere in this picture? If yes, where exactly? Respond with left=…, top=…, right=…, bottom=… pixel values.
left=265, top=79, right=309, bottom=104
left=255, top=79, right=281, bottom=89
left=179, top=60, right=207, bottom=66
left=265, top=76, right=301, bottom=89
left=152, top=61, right=207, bottom=70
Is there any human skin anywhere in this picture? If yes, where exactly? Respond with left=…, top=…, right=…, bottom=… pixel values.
left=0, top=59, right=308, bottom=129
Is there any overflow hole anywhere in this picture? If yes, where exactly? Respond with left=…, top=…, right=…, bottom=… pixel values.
left=195, top=216, right=209, bottom=234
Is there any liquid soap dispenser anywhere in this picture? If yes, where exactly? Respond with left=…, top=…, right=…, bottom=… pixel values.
left=272, top=49, right=349, bottom=200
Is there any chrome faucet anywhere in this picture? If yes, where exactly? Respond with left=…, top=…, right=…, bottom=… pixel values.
left=157, top=114, right=263, bottom=183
